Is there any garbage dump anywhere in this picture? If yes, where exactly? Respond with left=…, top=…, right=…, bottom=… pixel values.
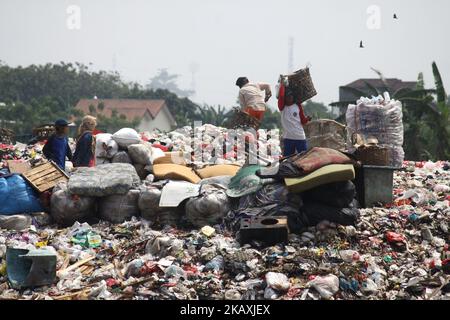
left=0, top=124, right=449, bottom=301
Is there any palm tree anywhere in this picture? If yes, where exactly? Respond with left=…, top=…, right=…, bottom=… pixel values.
left=196, top=104, right=231, bottom=127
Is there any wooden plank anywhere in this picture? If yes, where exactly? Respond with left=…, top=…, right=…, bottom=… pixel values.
left=25, top=166, right=56, bottom=179
left=32, top=171, right=62, bottom=185
left=23, top=163, right=53, bottom=176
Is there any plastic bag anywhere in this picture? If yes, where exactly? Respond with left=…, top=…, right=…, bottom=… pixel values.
left=0, top=175, right=44, bottom=215
left=303, top=181, right=356, bottom=208
left=346, top=95, right=404, bottom=167
left=111, top=151, right=132, bottom=164
left=98, top=189, right=140, bottom=223
left=138, top=183, right=181, bottom=226
left=265, top=272, right=290, bottom=292
left=68, top=163, right=140, bottom=197
left=301, top=199, right=359, bottom=227
left=112, top=128, right=141, bottom=148
left=95, top=133, right=119, bottom=159
left=185, top=185, right=230, bottom=227
left=50, top=182, right=96, bottom=226
left=307, top=274, right=339, bottom=299
left=128, top=143, right=152, bottom=165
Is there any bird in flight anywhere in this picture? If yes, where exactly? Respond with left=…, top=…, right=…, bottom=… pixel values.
left=359, top=41, right=364, bottom=48
left=393, top=13, right=398, bottom=19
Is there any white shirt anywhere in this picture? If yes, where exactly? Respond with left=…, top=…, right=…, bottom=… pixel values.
left=281, top=103, right=306, bottom=140
left=238, top=83, right=271, bottom=111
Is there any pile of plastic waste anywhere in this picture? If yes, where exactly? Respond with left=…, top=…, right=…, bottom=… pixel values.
left=141, top=124, right=282, bottom=167
left=0, top=160, right=448, bottom=300
left=0, top=142, right=45, bottom=170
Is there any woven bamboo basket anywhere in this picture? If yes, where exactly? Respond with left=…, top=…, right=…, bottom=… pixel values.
left=226, top=107, right=261, bottom=130
left=355, top=145, right=389, bottom=166
left=285, top=67, right=317, bottom=103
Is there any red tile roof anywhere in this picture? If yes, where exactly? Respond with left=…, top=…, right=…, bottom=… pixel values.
left=74, top=99, right=167, bottom=120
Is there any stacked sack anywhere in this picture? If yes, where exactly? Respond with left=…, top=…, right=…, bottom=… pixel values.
left=95, top=128, right=165, bottom=180
left=51, top=162, right=141, bottom=225
left=346, top=93, right=404, bottom=167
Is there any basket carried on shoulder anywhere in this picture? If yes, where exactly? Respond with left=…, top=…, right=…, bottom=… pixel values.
left=283, top=67, right=317, bottom=103
left=226, top=107, right=261, bottom=130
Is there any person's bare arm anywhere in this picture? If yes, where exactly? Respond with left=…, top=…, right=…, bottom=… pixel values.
left=258, top=83, right=272, bottom=102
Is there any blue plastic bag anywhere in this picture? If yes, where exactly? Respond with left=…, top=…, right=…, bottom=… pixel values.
left=0, top=174, right=43, bottom=215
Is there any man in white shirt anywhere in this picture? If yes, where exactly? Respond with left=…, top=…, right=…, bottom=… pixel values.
left=236, top=77, right=272, bottom=121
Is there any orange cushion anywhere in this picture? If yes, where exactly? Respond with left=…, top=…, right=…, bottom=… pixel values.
left=196, top=165, right=241, bottom=179
left=153, top=164, right=201, bottom=184
left=153, top=152, right=187, bottom=165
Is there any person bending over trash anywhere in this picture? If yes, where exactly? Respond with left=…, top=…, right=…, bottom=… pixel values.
left=236, top=77, right=272, bottom=121
left=42, top=119, right=73, bottom=170
left=73, top=115, right=97, bottom=167
left=278, top=86, right=311, bottom=157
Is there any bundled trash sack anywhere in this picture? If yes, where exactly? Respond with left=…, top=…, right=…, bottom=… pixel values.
left=303, top=181, right=356, bottom=208
left=98, top=189, right=140, bottom=223
left=127, top=143, right=152, bottom=165
left=50, top=182, right=96, bottom=226
left=95, top=133, right=119, bottom=165
left=68, top=163, right=140, bottom=197
left=346, top=93, right=404, bottom=167
left=133, top=163, right=150, bottom=180
left=226, top=183, right=308, bottom=233
left=186, top=184, right=230, bottom=227
left=301, top=199, right=359, bottom=227
left=0, top=174, right=44, bottom=215
left=111, top=151, right=132, bottom=164
left=112, top=128, right=141, bottom=148
left=138, top=182, right=182, bottom=226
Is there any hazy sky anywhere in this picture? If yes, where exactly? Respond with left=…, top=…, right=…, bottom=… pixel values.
left=1, top=0, right=449, bottom=108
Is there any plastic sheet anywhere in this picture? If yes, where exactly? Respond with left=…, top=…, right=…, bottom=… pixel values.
left=0, top=175, right=44, bottom=215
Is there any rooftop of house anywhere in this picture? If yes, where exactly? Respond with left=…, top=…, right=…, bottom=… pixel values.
left=343, top=78, right=417, bottom=91
left=74, top=99, right=168, bottom=121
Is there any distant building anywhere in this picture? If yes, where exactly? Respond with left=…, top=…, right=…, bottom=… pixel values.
left=339, top=78, right=417, bottom=102
left=74, top=99, right=177, bottom=132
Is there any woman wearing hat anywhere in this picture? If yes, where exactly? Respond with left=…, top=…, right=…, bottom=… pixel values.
left=73, top=115, right=97, bottom=167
